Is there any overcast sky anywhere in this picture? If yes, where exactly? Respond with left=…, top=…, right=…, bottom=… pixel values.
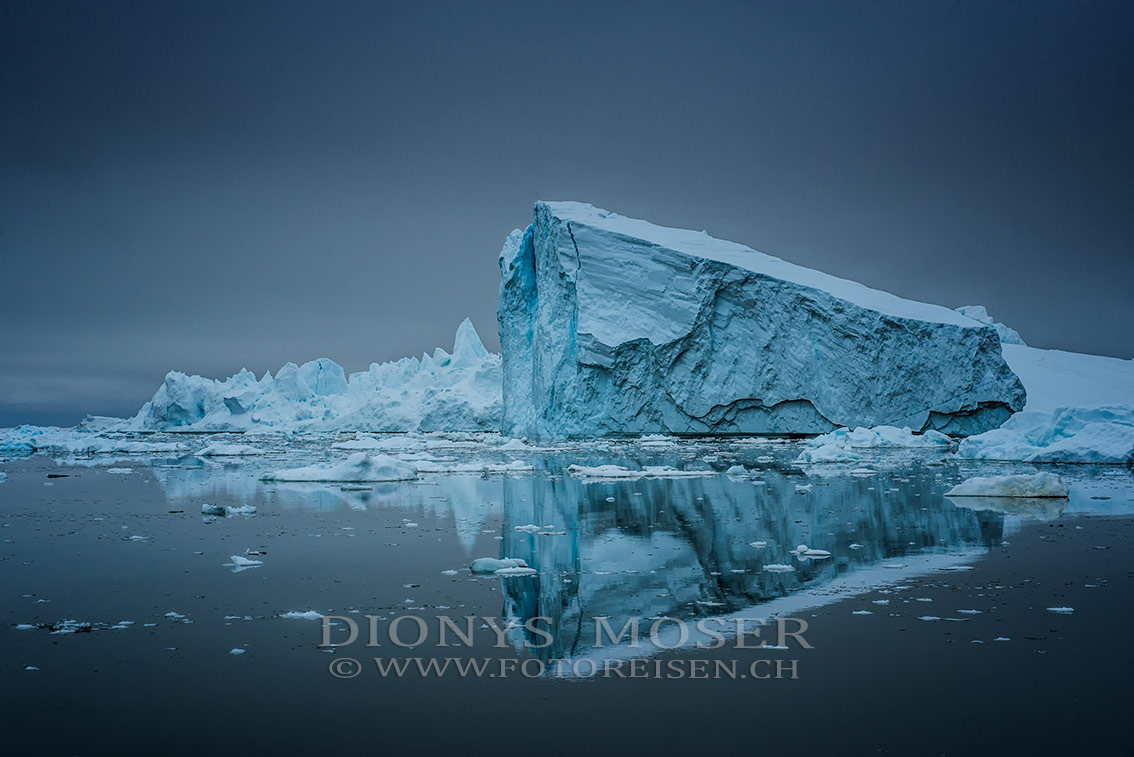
left=2, top=0, right=1131, bottom=425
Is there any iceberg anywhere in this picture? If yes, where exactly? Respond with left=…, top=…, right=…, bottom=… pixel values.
left=129, top=319, right=501, bottom=433
left=945, top=472, right=1069, bottom=498
left=499, top=202, right=1025, bottom=439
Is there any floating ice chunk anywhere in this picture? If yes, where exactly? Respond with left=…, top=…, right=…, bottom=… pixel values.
left=795, top=484, right=813, bottom=494
left=852, top=610, right=873, bottom=616
left=228, top=555, right=263, bottom=569
left=724, top=465, right=749, bottom=476
left=195, top=443, right=265, bottom=456
left=946, top=472, right=1069, bottom=498
left=514, top=524, right=551, bottom=534
left=917, top=616, right=941, bottom=622
left=763, top=564, right=796, bottom=573
left=14, top=623, right=36, bottom=630
left=1046, top=607, right=1074, bottom=614
left=280, top=611, right=323, bottom=620
left=264, top=452, right=418, bottom=482
left=201, top=503, right=257, bottom=517
left=750, top=541, right=767, bottom=548
left=106, top=468, right=133, bottom=474
left=230, top=648, right=246, bottom=655
left=795, top=426, right=953, bottom=464
left=495, top=567, right=538, bottom=577
left=470, top=557, right=528, bottom=573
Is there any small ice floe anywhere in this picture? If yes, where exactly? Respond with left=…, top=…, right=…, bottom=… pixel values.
left=441, top=569, right=459, bottom=576
left=938, top=565, right=974, bottom=572
left=724, top=465, right=749, bottom=477
left=14, top=624, right=36, bottom=630
left=789, top=544, right=831, bottom=559
left=495, top=567, right=537, bottom=577
left=0, top=472, right=6, bottom=483
left=514, top=524, right=547, bottom=534
left=956, top=609, right=983, bottom=615
left=229, top=648, right=246, bottom=655
left=946, top=472, right=1069, bottom=499
left=201, top=503, right=257, bottom=518
left=225, top=555, right=263, bottom=572
left=195, top=443, right=264, bottom=457
left=470, top=557, right=527, bottom=573
left=849, top=468, right=877, bottom=476
left=604, top=496, right=615, bottom=502
left=872, top=600, right=890, bottom=605
left=49, top=620, right=94, bottom=635
left=994, top=637, right=1011, bottom=642
left=109, top=621, right=134, bottom=630
left=128, top=535, right=148, bottom=542
left=1046, top=607, right=1075, bottom=614
left=750, top=541, right=767, bottom=548
left=165, top=611, right=187, bottom=620
left=918, top=616, right=942, bottom=622
left=106, top=468, right=133, bottom=474
left=280, top=611, right=323, bottom=620
left=763, top=564, right=796, bottom=573
left=794, top=483, right=813, bottom=494
left=852, top=610, right=873, bottom=616
left=755, top=456, right=774, bottom=464
left=849, top=543, right=864, bottom=550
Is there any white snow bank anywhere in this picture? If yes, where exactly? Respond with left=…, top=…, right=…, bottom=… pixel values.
left=795, top=425, right=952, bottom=463
left=263, top=452, right=419, bottom=482
left=958, top=406, right=1134, bottom=464
left=195, top=443, right=264, bottom=456
left=946, top=472, right=1069, bottom=498
left=128, top=319, right=502, bottom=433
left=1002, top=344, right=1134, bottom=414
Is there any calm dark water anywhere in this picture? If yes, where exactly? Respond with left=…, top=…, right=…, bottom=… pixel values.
left=1, top=438, right=1131, bottom=755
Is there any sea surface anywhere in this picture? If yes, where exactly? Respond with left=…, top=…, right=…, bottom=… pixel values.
left=1, top=433, right=1131, bottom=755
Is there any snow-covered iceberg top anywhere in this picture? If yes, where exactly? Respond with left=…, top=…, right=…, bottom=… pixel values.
left=499, top=201, right=1025, bottom=439
left=128, top=319, right=501, bottom=433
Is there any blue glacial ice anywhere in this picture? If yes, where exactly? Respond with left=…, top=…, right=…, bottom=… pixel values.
left=499, top=201, right=1026, bottom=439
left=128, top=319, right=502, bottom=432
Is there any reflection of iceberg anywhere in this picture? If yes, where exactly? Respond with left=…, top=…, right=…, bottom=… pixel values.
left=495, top=470, right=1005, bottom=672
left=947, top=496, right=1068, bottom=521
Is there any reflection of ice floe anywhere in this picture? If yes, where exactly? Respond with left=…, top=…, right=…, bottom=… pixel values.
left=946, top=472, right=1069, bottom=498
left=567, top=464, right=717, bottom=480
left=195, top=443, right=264, bottom=456
left=263, top=453, right=419, bottom=482
left=948, top=496, right=1068, bottom=521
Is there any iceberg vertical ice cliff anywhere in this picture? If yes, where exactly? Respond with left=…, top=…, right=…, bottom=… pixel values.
left=128, top=319, right=502, bottom=432
left=499, top=202, right=1026, bottom=439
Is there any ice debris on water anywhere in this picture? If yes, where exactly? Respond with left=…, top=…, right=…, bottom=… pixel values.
left=470, top=557, right=527, bottom=573
left=263, top=453, right=418, bottom=482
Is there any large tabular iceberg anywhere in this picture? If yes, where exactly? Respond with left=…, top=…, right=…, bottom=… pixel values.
left=129, top=319, right=502, bottom=432
left=499, top=202, right=1026, bottom=439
